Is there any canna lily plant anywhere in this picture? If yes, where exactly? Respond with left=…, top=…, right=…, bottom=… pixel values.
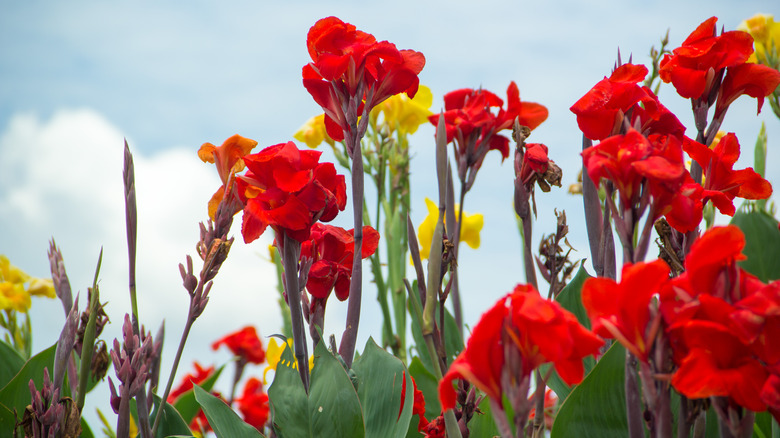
left=3, top=12, right=780, bottom=438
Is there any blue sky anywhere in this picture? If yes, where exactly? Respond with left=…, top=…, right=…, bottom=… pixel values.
left=1, top=0, right=779, bottom=430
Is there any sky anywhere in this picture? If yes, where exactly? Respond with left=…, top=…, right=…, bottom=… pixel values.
left=1, top=0, right=779, bottom=431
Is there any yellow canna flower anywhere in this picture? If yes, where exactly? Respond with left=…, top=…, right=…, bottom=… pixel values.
left=0, top=255, right=56, bottom=312
left=739, top=14, right=780, bottom=66
left=371, top=85, right=434, bottom=136
left=294, top=114, right=335, bottom=149
left=417, top=197, right=484, bottom=260
left=262, top=338, right=314, bottom=384
left=0, top=282, right=31, bottom=312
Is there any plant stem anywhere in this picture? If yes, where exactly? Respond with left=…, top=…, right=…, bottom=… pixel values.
left=152, top=309, right=194, bottom=435
left=625, top=350, right=645, bottom=438
left=282, top=233, right=310, bottom=391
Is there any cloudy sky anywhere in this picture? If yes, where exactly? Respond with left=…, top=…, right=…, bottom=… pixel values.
left=1, top=0, right=778, bottom=430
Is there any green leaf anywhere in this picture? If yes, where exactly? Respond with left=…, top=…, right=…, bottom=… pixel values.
left=308, top=341, right=365, bottom=438
left=269, top=341, right=365, bottom=438
left=174, top=363, right=225, bottom=425
left=542, top=264, right=597, bottom=401
left=408, top=356, right=440, bottom=420
left=410, top=304, right=463, bottom=373
left=268, top=345, right=309, bottom=437
left=194, top=384, right=264, bottom=438
left=0, top=343, right=56, bottom=431
left=754, top=122, right=767, bottom=179
left=551, top=343, right=628, bottom=438
left=352, top=338, right=412, bottom=438
left=80, top=416, right=95, bottom=438
left=0, top=339, right=25, bottom=389
left=731, top=208, right=780, bottom=282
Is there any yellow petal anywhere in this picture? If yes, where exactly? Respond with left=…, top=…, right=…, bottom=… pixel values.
left=27, top=278, right=55, bottom=298
left=0, top=282, right=31, bottom=312
left=294, top=114, right=333, bottom=148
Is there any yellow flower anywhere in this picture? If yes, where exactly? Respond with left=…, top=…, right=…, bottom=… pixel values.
left=371, top=85, right=434, bottom=136
left=294, top=114, right=335, bottom=149
left=0, top=255, right=56, bottom=312
left=417, top=197, right=484, bottom=260
left=263, top=338, right=314, bottom=384
left=739, top=14, right=780, bottom=66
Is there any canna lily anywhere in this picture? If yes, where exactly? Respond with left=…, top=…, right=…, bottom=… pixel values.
left=236, top=377, right=270, bottom=432
left=439, top=284, right=602, bottom=410
left=659, top=16, right=754, bottom=100
left=238, top=141, right=347, bottom=243
left=0, top=255, right=55, bottom=312
left=262, top=338, right=314, bottom=384
left=739, top=14, right=780, bottom=67
left=571, top=63, right=684, bottom=141
left=417, top=197, right=483, bottom=260
left=302, top=16, right=425, bottom=144
left=198, top=134, right=259, bottom=220
left=293, top=114, right=334, bottom=149
left=683, top=133, right=772, bottom=216
left=582, top=260, right=670, bottom=361
left=211, top=326, right=266, bottom=364
left=300, top=223, right=380, bottom=302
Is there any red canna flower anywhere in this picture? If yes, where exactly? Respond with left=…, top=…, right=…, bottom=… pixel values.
left=236, top=377, right=270, bottom=432
left=303, top=16, right=425, bottom=143
left=439, top=284, right=602, bottom=410
left=670, top=320, right=768, bottom=412
left=659, top=17, right=754, bottom=100
left=399, top=372, right=428, bottom=431
left=571, top=63, right=684, bottom=141
left=300, top=223, right=380, bottom=302
left=683, top=133, right=772, bottom=216
left=762, top=369, right=780, bottom=423
left=212, top=326, right=266, bottom=364
left=714, top=62, right=780, bottom=119
left=582, top=260, right=670, bottom=361
left=168, top=362, right=215, bottom=402
left=238, top=141, right=347, bottom=243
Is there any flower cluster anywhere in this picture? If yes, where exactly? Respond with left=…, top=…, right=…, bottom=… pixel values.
left=237, top=141, right=347, bottom=243
left=0, top=255, right=55, bottom=312
left=303, top=16, right=425, bottom=145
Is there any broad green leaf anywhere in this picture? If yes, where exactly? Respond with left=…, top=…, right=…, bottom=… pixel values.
left=731, top=208, right=780, bottom=282
left=308, top=341, right=365, bottom=438
left=542, top=264, right=597, bottom=401
left=551, top=343, right=627, bottom=438
left=0, top=343, right=56, bottom=431
left=755, top=411, right=772, bottom=438
left=80, top=417, right=95, bottom=438
left=268, top=344, right=309, bottom=437
left=269, top=342, right=365, bottom=438
left=467, top=394, right=501, bottom=437
left=0, top=339, right=25, bottom=389
left=194, top=384, right=264, bottom=438
left=173, top=364, right=225, bottom=425
left=352, top=338, right=412, bottom=438
left=408, top=356, right=440, bottom=420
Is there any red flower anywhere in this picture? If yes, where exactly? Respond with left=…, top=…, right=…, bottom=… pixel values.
left=660, top=17, right=754, bottom=99
left=432, top=82, right=547, bottom=161
left=238, top=141, right=347, bottom=243
left=399, top=372, right=428, bottom=431
left=303, top=16, right=425, bottom=142
left=571, top=63, right=684, bottom=141
left=683, top=133, right=772, bottom=216
left=212, top=326, right=266, bottom=364
left=714, top=62, right=780, bottom=119
left=762, top=369, right=780, bottom=423
left=198, top=135, right=259, bottom=220
left=439, top=284, right=602, bottom=410
left=168, top=362, right=215, bottom=401
left=670, top=320, right=768, bottom=412
left=582, top=260, right=670, bottom=361
left=300, top=223, right=380, bottom=302
left=236, top=377, right=270, bottom=432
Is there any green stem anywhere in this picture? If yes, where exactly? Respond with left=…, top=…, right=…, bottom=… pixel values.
left=76, top=287, right=100, bottom=411
left=152, top=313, right=194, bottom=435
